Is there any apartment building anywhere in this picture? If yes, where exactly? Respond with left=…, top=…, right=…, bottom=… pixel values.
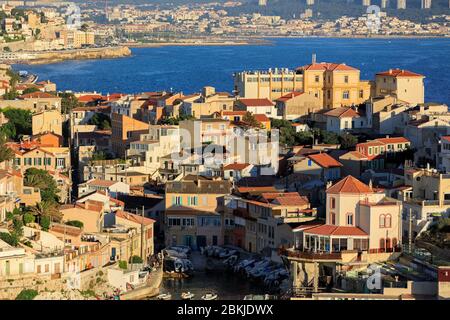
left=297, top=62, right=372, bottom=109
left=284, top=176, right=402, bottom=288
left=399, top=167, right=450, bottom=239
left=375, top=69, right=425, bottom=105
left=234, top=98, right=278, bottom=118
left=179, top=118, right=233, bottom=149
left=275, top=91, right=322, bottom=120
left=164, top=175, right=232, bottom=248
left=8, top=141, right=71, bottom=174
left=32, top=109, right=63, bottom=136
left=0, top=92, right=62, bottom=113
left=181, top=86, right=235, bottom=118
left=439, top=136, right=450, bottom=173
left=111, top=113, right=149, bottom=158
left=356, top=137, right=411, bottom=170
left=127, top=125, right=180, bottom=176
left=225, top=192, right=316, bottom=253
left=291, top=152, right=343, bottom=182
left=233, top=68, right=303, bottom=100
left=60, top=200, right=105, bottom=233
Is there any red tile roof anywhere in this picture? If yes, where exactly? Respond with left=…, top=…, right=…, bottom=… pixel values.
left=376, top=69, right=424, bottom=78
left=324, top=107, right=360, bottom=118
left=20, top=92, right=57, bottom=99
left=326, top=175, right=373, bottom=194
left=86, top=179, right=117, bottom=187
left=238, top=98, right=274, bottom=107
left=304, top=224, right=368, bottom=236
left=342, top=151, right=368, bottom=160
left=275, top=91, right=304, bottom=102
left=376, top=137, right=410, bottom=144
left=298, top=62, right=358, bottom=72
left=223, top=163, right=251, bottom=170
left=307, top=153, right=343, bottom=168
left=116, top=210, right=155, bottom=226
left=222, top=111, right=247, bottom=116
left=253, top=114, right=270, bottom=122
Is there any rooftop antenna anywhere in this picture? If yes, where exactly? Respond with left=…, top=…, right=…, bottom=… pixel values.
left=312, top=53, right=317, bottom=64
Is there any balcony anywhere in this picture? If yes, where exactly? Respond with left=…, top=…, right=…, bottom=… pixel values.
left=279, top=247, right=342, bottom=262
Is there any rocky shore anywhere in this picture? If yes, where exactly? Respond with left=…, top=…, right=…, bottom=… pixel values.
left=12, top=46, right=132, bottom=65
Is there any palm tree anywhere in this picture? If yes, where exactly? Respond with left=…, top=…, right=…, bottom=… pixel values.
left=30, top=201, right=62, bottom=223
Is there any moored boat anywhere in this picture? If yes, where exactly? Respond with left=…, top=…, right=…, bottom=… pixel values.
left=181, top=292, right=195, bottom=300
left=156, top=293, right=172, bottom=300
left=201, top=292, right=218, bottom=300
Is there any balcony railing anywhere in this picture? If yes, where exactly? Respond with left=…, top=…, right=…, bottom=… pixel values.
left=279, top=248, right=342, bottom=261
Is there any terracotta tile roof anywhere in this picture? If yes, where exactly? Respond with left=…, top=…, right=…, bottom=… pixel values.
left=20, top=92, right=57, bottom=99
left=275, top=91, right=304, bottom=102
left=324, top=107, right=359, bottom=118
left=307, top=153, right=343, bottom=168
left=223, top=162, right=251, bottom=170
left=376, top=69, right=424, bottom=78
left=237, top=98, right=274, bottom=107
left=236, top=186, right=278, bottom=193
left=274, top=195, right=310, bottom=206
left=222, top=111, right=247, bottom=116
left=50, top=224, right=82, bottom=237
left=298, top=62, right=358, bottom=72
left=77, top=94, right=105, bottom=103
left=86, top=179, right=117, bottom=188
left=116, top=210, right=155, bottom=226
left=326, top=175, right=373, bottom=194
left=304, top=224, right=368, bottom=236
left=341, top=151, right=368, bottom=160
left=253, top=114, right=270, bottom=122
left=376, top=137, right=410, bottom=144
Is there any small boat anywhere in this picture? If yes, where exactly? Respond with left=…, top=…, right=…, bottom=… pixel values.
left=181, top=292, right=195, bottom=300
left=201, top=292, right=218, bottom=300
left=156, top=293, right=172, bottom=300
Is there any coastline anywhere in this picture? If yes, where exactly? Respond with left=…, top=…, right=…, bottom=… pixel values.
left=4, top=46, right=132, bottom=65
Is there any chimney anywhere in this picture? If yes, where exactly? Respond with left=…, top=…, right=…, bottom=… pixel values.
left=389, top=69, right=393, bottom=74
left=312, top=53, right=316, bottom=64
left=326, top=180, right=333, bottom=189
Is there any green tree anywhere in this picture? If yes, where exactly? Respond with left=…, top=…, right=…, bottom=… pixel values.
left=23, top=212, right=35, bottom=225
left=6, top=69, right=20, bottom=87
left=30, top=201, right=61, bottom=224
left=242, top=112, right=261, bottom=128
left=339, top=133, right=358, bottom=150
left=24, top=168, right=60, bottom=203
left=0, top=108, right=32, bottom=139
left=59, top=92, right=81, bottom=114
left=16, top=289, right=38, bottom=300
left=22, top=87, right=40, bottom=95
left=0, top=232, right=18, bottom=246
left=39, top=215, right=51, bottom=231
left=130, top=255, right=143, bottom=264
left=3, top=89, right=19, bottom=100
left=0, top=133, right=13, bottom=162
left=87, top=113, right=111, bottom=130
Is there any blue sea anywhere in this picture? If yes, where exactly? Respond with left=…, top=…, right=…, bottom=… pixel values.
left=14, top=38, right=450, bottom=104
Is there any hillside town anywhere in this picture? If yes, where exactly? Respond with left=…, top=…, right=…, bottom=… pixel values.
left=0, top=1, right=448, bottom=64
left=0, top=50, right=448, bottom=300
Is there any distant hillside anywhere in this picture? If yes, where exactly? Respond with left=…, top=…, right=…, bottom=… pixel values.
left=77, top=0, right=450, bottom=22
left=225, top=0, right=450, bottom=22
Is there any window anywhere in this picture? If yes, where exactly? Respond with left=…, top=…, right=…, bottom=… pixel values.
left=344, top=75, right=349, bottom=83
left=315, top=75, right=320, bottom=83
left=330, top=212, right=336, bottom=225
left=346, top=213, right=353, bottom=226
left=330, top=198, right=336, bottom=209
left=359, top=90, right=364, bottom=98
left=380, top=238, right=385, bottom=249
left=343, top=91, right=350, bottom=99
left=379, top=214, right=385, bottom=228
left=172, top=196, right=182, bottom=206
left=385, top=214, right=391, bottom=228
left=44, top=158, right=51, bottom=166
left=56, top=158, right=65, bottom=168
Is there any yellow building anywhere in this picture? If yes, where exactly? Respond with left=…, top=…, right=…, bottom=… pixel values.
left=375, top=69, right=425, bottom=106
left=165, top=175, right=232, bottom=248
left=32, top=109, right=63, bottom=136
left=297, top=62, right=372, bottom=109
left=234, top=62, right=372, bottom=108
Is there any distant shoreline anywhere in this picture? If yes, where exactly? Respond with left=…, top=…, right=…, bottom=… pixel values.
left=123, top=35, right=449, bottom=48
